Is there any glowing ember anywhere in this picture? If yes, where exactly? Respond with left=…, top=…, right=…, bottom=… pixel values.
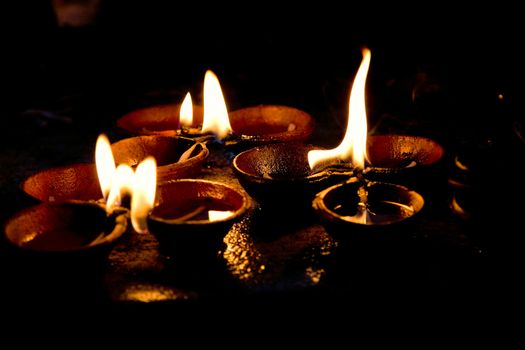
left=95, top=134, right=116, bottom=200
left=308, top=48, right=371, bottom=171
left=202, top=70, right=233, bottom=139
left=131, top=156, right=157, bottom=233
left=179, top=92, right=193, bottom=127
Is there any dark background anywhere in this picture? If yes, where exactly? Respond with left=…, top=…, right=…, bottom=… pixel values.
left=1, top=1, right=524, bottom=326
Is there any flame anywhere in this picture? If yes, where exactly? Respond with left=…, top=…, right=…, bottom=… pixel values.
left=208, top=210, right=234, bottom=222
left=106, top=164, right=135, bottom=211
left=202, top=70, right=232, bottom=139
left=308, top=48, right=371, bottom=170
left=95, top=134, right=116, bottom=200
left=131, top=157, right=157, bottom=233
left=179, top=92, right=193, bottom=127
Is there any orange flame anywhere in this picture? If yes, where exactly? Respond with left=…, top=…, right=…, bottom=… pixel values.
left=308, top=48, right=371, bottom=170
left=131, top=156, right=157, bottom=233
left=202, top=70, right=232, bottom=139
left=179, top=92, right=193, bottom=127
left=106, top=164, right=135, bottom=212
left=95, top=134, right=116, bottom=200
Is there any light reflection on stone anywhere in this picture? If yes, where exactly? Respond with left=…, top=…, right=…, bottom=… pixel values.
left=223, top=217, right=264, bottom=282
left=223, top=214, right=337, bottom=290
left=123, top=285, right=191, bottom=303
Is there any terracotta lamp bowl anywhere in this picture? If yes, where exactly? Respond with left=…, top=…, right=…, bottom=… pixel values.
left=148, top=179, right=250, bottom=260
left=232, top=143, right=344, bottom=211
left=111, top=135, right=208, bottom=183
left=366, top=135, right=445, bottom=188
left=117, top=103, right=204, bottom=136
left=21, top=136, right=208, bottom=202
left=232, top=135, right=441, bottom=210
left=313, top=179, right=424, bottom=242
left=22, top=163, right=102, bottom=203
left=117, top=104, right=315, bottom=144
left=229, top=105, right=315, bottom=144
left=3, top=201, right=127, bottom=264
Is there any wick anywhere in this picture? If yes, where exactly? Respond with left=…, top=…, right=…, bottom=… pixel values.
left=177, top=125, right=202, bottom=136
left=87, top=232, right=106, bottom=247
left=173, top=205, right=207, bottom=222
left=353, top=167, right=370, bottom=220
left=353, top=167, right=367, bottom=188
left=178, top=143, right=199, bottom=162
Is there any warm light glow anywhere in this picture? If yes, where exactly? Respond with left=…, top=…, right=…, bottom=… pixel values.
left=131, top=157, right=157, bottom=233
left=106, top=164, right=135, bottom=211
left=208, top=210, right=234, bottom=222
left=179, top=92, right=193, bottom=127
left=308, top=48, right=371, bottom=170
left=95, top=134, right=116, bottom=200
left=202, top=70, right=232, bottom=139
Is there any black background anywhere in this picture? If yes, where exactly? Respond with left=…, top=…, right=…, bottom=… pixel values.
left=1, top=1, right=524, bottom=328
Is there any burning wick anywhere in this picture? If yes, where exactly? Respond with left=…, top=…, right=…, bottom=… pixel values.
left=308, top=48, right=373, bottom=223
left=176, top=70, right=233, bottom=144
left=95, top=134, right=157, bottom=233
left=178, top=92, right=202, bottom=136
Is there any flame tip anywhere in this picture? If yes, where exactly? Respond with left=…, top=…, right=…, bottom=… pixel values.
left=307, top=49, right=371, bottom=170
left=202, top=70, right=232, bottom=139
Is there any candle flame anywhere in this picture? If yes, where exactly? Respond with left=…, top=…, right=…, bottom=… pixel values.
left=106, top=164, right=135, bottom=212
left=95, top=134, right=116, bottom=200
left=131, top=156, right=157, bottom=233
left=308, top=48, right=371, bottom=170
left=179, top=92, right=193, bottom=127
left=202, top=70, right=232, bottom=139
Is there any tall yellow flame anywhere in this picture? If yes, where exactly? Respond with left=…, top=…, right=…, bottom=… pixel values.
left=179, top=92, right=193, bottom=127
left=131, top=156, right=157, bottom=233
left=308, top=48, right=371, bottom=170
left=95, top=134, right=116, bottom=200
left=202, top=70, right=233, bottom=139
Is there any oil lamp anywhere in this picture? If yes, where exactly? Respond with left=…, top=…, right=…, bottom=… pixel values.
left=308, top=48, right=424, bottom=242
left=21, top=133, right=207, bottom=202
left=233, top=48, right=426, bottom=233
left=2, top=134, right=158, bottom=259
left=147, top=179, right=250, bottom=260
left=116, top=70, right=315, bottom=147
left=3, top=200, right=128, bottom=260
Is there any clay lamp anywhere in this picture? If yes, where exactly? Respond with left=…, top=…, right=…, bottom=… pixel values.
left=116, top=70, right=315, bottom=149
left=3, top=154, right=158, bottom=268
left=21, top=133, right=207, bottom=202
left=308, top=48, right=424, bottom=245
left=3, top=200, right=127, bottom=264
left=232, top=50, right=423, bottom=235
left=147, top=179, right=250, bottom=261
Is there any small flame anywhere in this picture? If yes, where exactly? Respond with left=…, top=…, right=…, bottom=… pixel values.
left=179, top=92, right=193, bottom=127
left=131, top=157, right=157, bottom=233
left=95, top=134, right=116, bottom=200
left=208, top=210, right=234, bottom=222
left=308, top=48, right=371, bottom=171
left=202, top=70, right=232, bottom=139
left=106, top=164, right=135, bottom=212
